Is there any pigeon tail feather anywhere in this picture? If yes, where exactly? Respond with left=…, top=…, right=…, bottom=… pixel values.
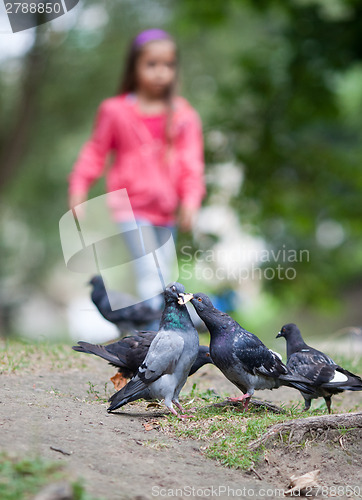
left=72, top=342, right=123, bottom=368
left=107, top=377, right=147, bottom=411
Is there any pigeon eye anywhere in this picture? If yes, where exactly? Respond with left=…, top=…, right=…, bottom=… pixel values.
left=172, top=286, right=176, bottom=292
left=198, top=297, right=202, bottom=302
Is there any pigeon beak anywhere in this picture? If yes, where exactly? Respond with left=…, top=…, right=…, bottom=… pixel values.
left=178, top=293, right=194, bottom=305
left=276, top=331, right=282, bottom=339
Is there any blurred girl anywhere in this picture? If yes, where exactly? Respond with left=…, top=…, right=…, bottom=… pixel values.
left=68, top=29, right=205, bottom=305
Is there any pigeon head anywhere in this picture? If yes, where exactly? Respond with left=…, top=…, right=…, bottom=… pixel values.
left=164, top=282, right=186, bottom=304
left=89, top=275, right=105, bottom=289
left=276, top=323, right=300, bottom=339
left=188, top=345, right=213, bottom=376
left=159, top=282, right=195, bottom=332
left=198, top=344, right=212, bottom=361
left=190, top=293, right=216, bottom=315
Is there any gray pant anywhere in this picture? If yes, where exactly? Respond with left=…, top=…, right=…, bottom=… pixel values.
left=119, top=219, right=177, bottom=310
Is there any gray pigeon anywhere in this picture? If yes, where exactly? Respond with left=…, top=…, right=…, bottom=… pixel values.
left=189, top=293, right=314, bottom=409
left=277, top=323, right=362, bottom=413
left=107, top=282, right=199, bottom=418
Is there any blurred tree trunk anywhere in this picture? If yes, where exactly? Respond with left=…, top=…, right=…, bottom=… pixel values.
left=0, top=23, right=48, bottom=191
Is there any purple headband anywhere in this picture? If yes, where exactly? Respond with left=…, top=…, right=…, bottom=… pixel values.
left=133, top=29, right=172, bottom=48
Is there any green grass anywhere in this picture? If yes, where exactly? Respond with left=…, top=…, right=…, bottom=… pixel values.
left=161, top=389, right=327, bottom=471
left=0, top=454, right=101, bottom=500
left=331, top=354, right=362, bottom=374
left=86, top=380, right=110, bottom=403
left=0, top=338, right=87, bottom=374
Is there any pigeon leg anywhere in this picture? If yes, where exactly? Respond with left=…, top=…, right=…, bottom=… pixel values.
left=173, top=399, right=196, bottom=417
left=167, top=402, right=195, bottom=420
left=173, top=400, right=186, bottom=413
left=303, top=397, right=312, bottom=411
left=243, top=396, right=251, bottom=411
left=227, top=393, right=251, bottom=410
left=324, top=396, right=332, bottom=414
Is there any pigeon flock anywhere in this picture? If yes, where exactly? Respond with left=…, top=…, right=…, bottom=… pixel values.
left=73, top=279, right=362, bottom=417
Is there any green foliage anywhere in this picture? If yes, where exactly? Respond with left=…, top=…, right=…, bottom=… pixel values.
left=0, top=453, right=101, bottom=500
left=1, top=0, right=362, bottom=325
left=174, top=0, right=362, bottom=305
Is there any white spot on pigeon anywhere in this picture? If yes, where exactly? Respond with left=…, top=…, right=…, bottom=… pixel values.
left=270, top=349, right=282, bottom=360
left=330, top=371, right=348, bottom=383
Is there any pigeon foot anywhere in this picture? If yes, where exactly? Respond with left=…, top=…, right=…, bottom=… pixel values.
left=169, top=406, right=195, bottom=420
left=227, top=393, right=251, bottom=410
left=173, top=400, right=186, bottom=413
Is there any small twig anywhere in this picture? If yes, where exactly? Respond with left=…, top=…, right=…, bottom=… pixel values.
left=339, top=436, right=345, bottom=450
left=250, top=466, right=263, bottom=481
left=50, top=446, right=72, bottom=456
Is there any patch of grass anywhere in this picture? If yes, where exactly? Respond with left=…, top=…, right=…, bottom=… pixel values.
left=0, top=338, right=78, bottom=374
left=0, top=453, right=101, bottom=500
left=160, top=389, right=326, bottom=471
left=143, top=439, right=171, bottom=450
left=332, top=354, right=362, bottom=374
left=86, top=381, right=110, bottom=403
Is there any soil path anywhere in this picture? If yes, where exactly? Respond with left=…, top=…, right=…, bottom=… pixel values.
left=1, top=355, right=361, bottom=500
left=0, top=360, right=275, bottom=500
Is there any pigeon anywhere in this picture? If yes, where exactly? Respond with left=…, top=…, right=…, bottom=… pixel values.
left=277, top=323, right=362, bottom=413
left=72, top=334, right=212, bottom=390
left=89, top=276, right=162, bottom=335
left=107, top=282, right=199, bottom=418
left=189, top=293, right=314, bottom=410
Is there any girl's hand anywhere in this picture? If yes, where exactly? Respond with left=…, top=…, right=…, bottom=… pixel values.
left=179, top=206, right=197, bottom=232
left=68, top=193, right=87, bottom=218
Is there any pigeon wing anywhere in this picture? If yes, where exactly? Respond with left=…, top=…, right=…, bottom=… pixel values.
left=233, top=333, right=287, bottom=378
left=116, top=332, right=157, bottom=370
left=288, top=352, right=337, bottom=384
left=114, top=331, right=184, bottom=399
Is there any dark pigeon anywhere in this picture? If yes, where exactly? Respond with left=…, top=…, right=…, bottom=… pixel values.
left=89, top=276, right=162, bottom=335
left=107, top=283, right=199, bottom=418
left=189, top=293, right=314, bottom=410
left=72, top=334, right=212, bottom=385
left=277, top=323, right=362, bottom=413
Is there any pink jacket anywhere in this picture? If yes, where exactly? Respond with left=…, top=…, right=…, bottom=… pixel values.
left=68, top=94, right=205, bottom=225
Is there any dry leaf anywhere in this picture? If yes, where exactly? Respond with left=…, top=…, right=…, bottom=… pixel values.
left=143, top=420, right=160, bottom=431
left=110, top=372, right=128, bottom=391
left=285, top=469, right=320, bottom=496
left=146, top=402, right=162, bottom=409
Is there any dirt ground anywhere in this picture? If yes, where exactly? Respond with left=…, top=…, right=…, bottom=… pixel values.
left=0, top=353, right=361, bottom=500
